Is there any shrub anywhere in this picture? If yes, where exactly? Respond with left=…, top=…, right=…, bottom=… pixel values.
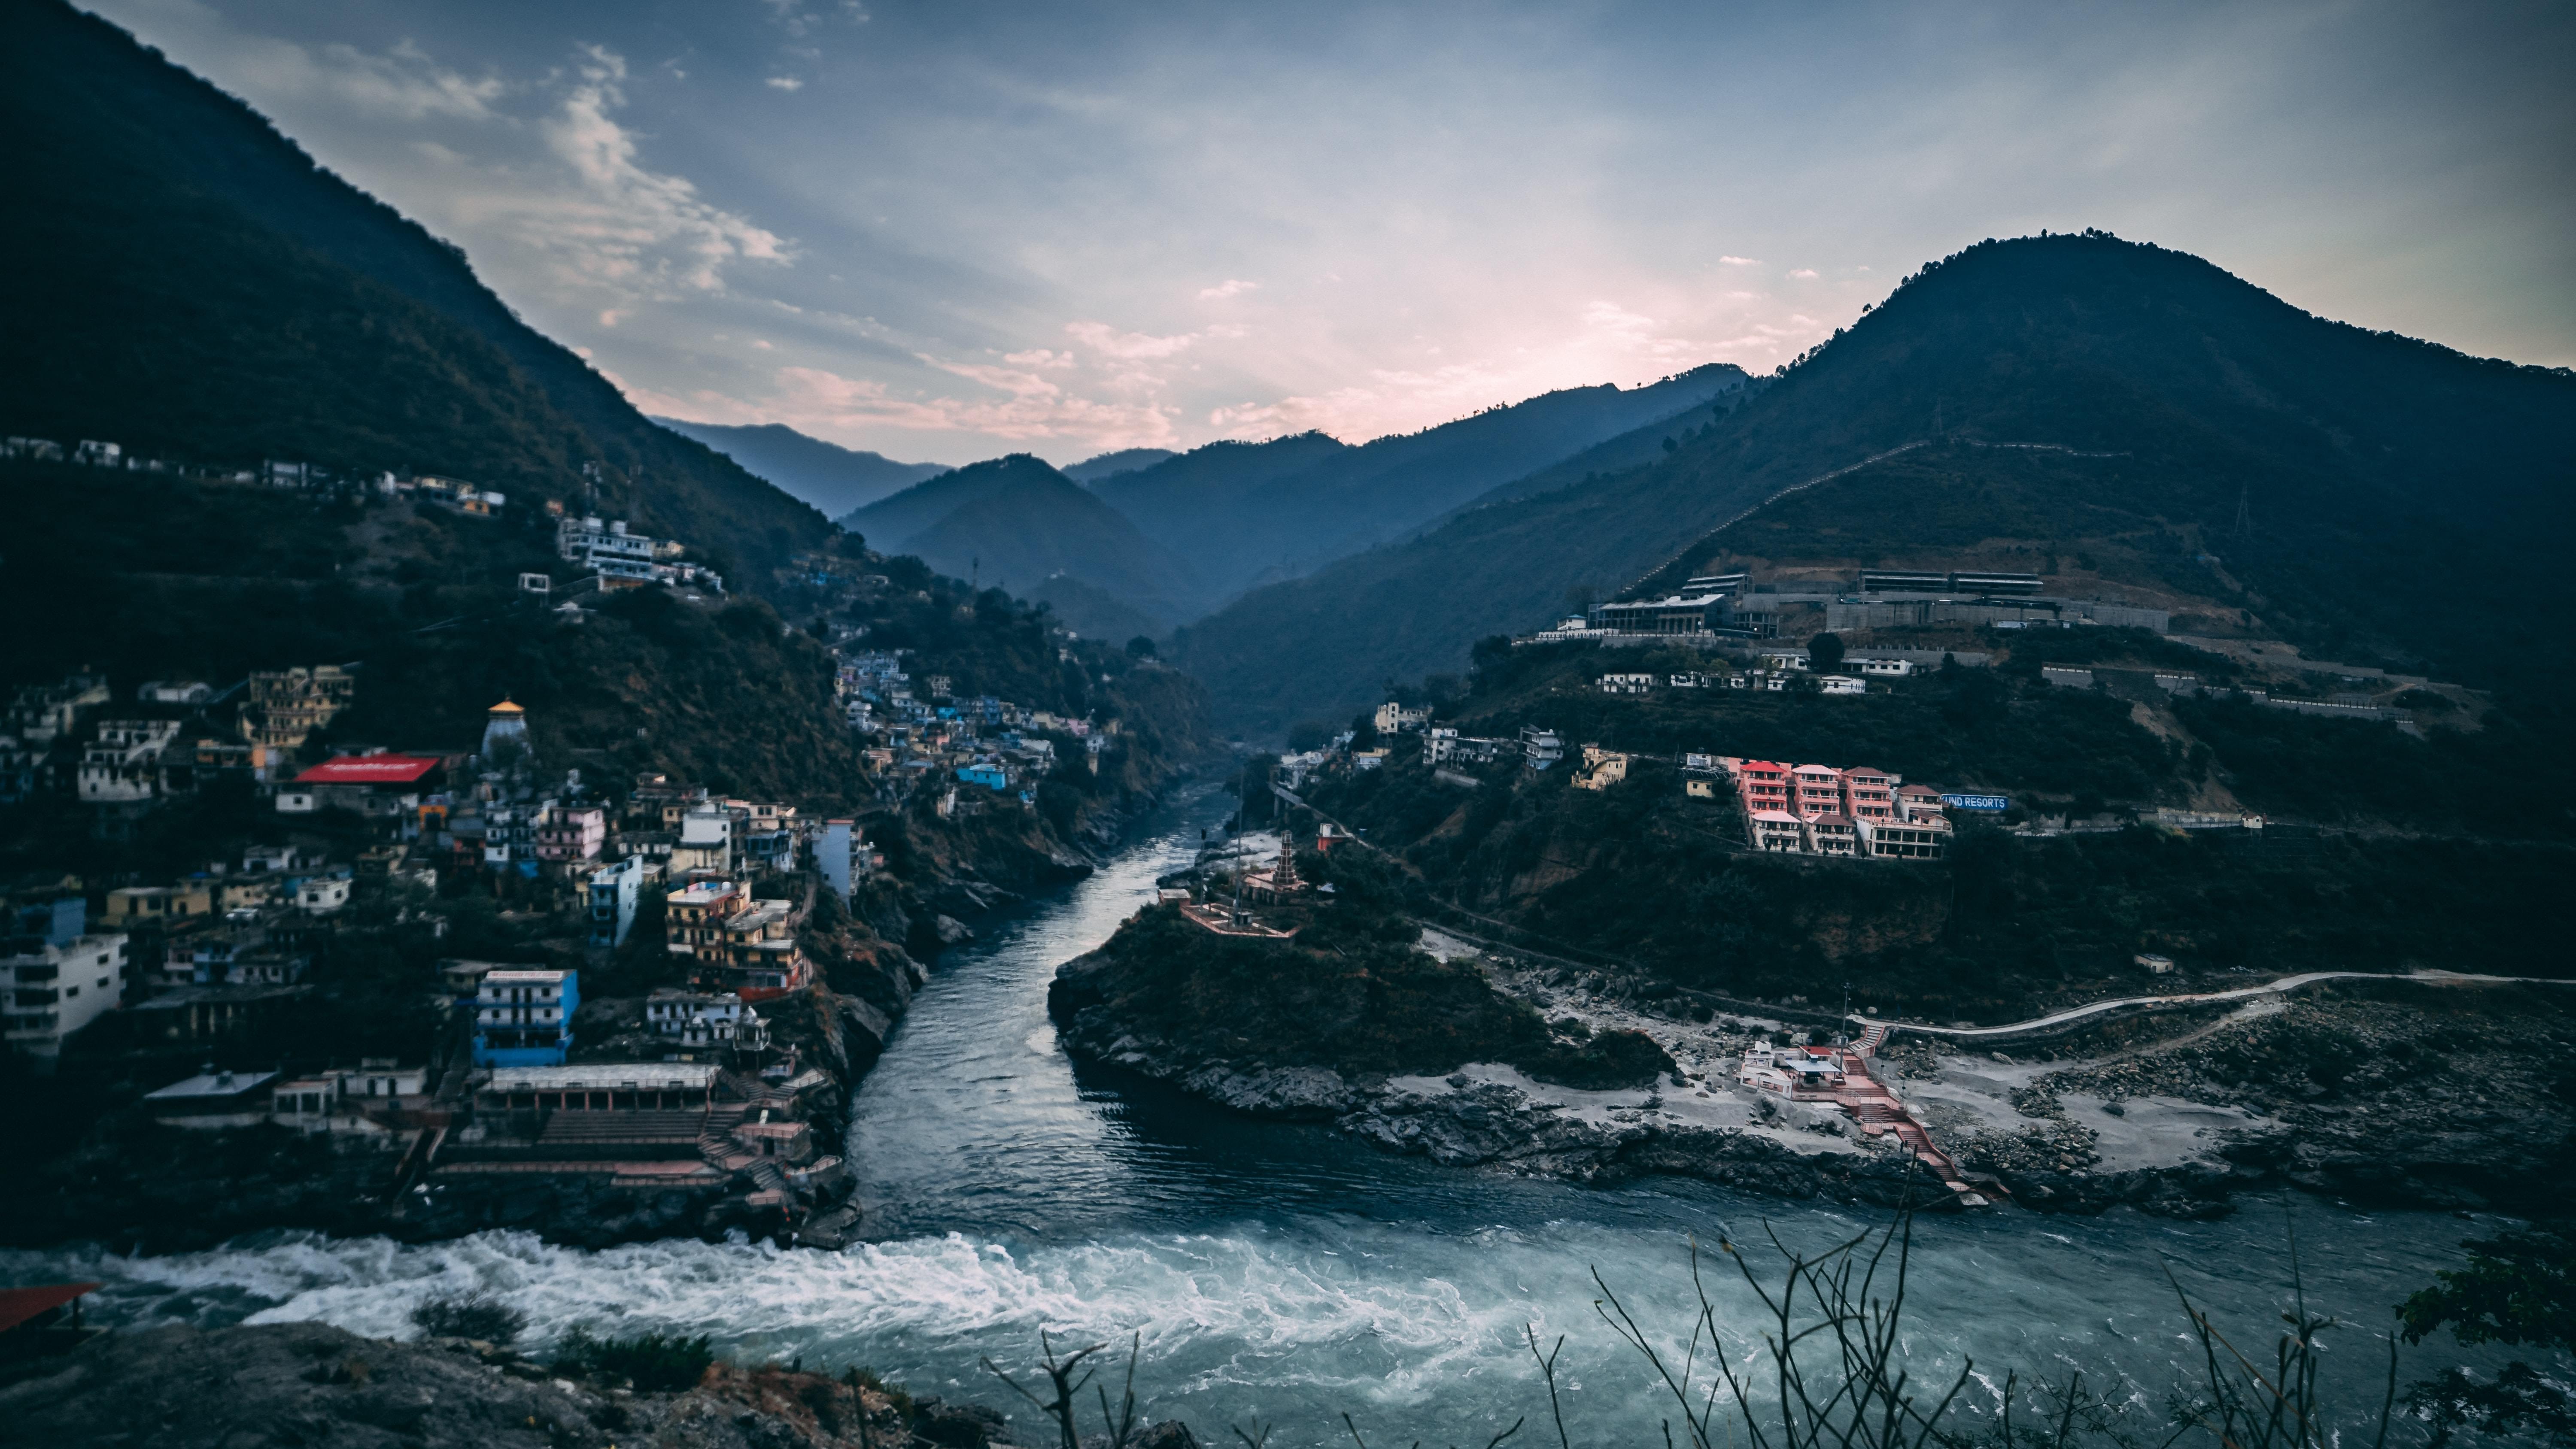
left=550, top=1326, right=718, bottom=1391
left=408, top=1292, right=528, bottom=1346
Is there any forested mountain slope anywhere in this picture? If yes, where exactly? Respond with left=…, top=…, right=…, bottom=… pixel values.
left=651, top=419, right=948, bottom=518
left=1176, top=232, right=2576, bottom=737
left=845, top=455, right=1205, bottom=634
left=1063, top=448, right=1178, bottom=483
left=0, top=0, right=829, bottom=579
left=1091, top=366, right=1750, bottom=605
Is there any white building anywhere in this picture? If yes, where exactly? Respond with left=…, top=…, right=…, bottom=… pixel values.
left=296, top=876, right=352, bottom=914
left=588, top=855, right=650, bottom=946
left=645, top=988, right=762, bottom=1049
left=1372, top=701, right=1431, bottom=734
left=1521, top=725, right=1565, bottom=770
left=78, top=719, right=181, bottom=803
left=145, top=1068, right=280, bottom=1128
left=815, top=820, right=863, bottom=902
left=2, top=932, right=129, bottom=1062
left=673, top=806, right=734, bottom=874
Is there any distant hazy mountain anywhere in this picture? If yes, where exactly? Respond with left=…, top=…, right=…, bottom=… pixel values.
left=652, top=418, right=946, bottom=518
left=1175, top=232, right=2576, bottom=737
left=1091, top=367, right=1749, bottom=605
left=1062, top=448, right=1178, bottom=484
left=844, top=455, right=1205, bottom=628
left=0, top=1, right=831, bottom=579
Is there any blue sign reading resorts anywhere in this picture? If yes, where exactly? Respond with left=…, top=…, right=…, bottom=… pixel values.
left=1941, top=792, right=2010, bottom=812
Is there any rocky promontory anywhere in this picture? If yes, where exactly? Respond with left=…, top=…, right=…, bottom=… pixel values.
left=1049, top=840, right=2576, bottom=1218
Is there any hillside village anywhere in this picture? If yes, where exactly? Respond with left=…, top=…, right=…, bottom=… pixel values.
left=0, top=451, right=1201, bottom=1249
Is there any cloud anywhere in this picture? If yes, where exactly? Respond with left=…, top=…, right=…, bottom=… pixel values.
left=1197, top=278, right=1260, bottom=299
left=1063, top=321, right=1200, bottom=360
left=766, top=76, right=804, bottom=91
left=1718, top=255, right=1763, bottom=266
left=1787, top=267, right=1820, bottom=279
left=213, top=27, right=503, bottom=123
left=766, top=366, right=1181, bottom=449
left=506, top=48, right=791, bottom=297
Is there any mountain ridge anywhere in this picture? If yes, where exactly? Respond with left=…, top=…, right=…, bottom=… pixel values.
left=844, top=455, right=1204, bottom=637
left=0, top=0, right=830, bottom=580
left=1173, top=232, right=2576, bottom=737
left=650, top=418, right=947, bottom=518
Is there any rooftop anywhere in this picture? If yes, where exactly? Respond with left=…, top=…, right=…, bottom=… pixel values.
left=295, top=755, right=442, bottom=785
left=484, top=1063, right=720, bottom=1091
left=144, top=1069, right=281, bottom=1101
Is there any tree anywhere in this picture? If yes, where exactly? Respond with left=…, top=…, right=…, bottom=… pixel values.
left=2397, top=1228, right=2576, bottom=1447
left=1809, top=631, right=1847, bottom=671
left=1124, top=634, right=1156, bottom=659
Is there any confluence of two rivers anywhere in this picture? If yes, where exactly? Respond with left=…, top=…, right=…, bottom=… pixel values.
left=4, top=785, right=2503, bottom=1444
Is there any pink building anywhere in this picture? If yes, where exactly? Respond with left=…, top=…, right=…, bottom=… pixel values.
left=1843, top=767, right=1895, bottom=821
left=1737, top=761, right=1792, bottom=815
left=1791, top=764, right=1844, bottom=818
left=535, top=805, right=607, bottom=866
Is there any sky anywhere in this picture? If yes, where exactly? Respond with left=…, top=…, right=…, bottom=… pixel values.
left=85, top=0, right=2576, bottom=467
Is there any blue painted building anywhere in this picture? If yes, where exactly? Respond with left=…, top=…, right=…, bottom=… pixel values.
left=471, top=967, right=578, bottom=1067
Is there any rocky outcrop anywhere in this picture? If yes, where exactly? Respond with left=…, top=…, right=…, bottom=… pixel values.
left=0, top=1320, right=1035, bottom=1449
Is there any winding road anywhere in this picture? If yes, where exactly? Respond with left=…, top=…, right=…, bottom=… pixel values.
left=1858, top=968, right=2573, bottom=1042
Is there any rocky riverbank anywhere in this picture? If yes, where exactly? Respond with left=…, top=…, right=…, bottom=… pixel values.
left=0, top=1319, right=1136, bottom=1449
left=1054, top=897, right=2576, bottom=1218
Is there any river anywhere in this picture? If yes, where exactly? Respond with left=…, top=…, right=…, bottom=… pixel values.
left=2, top=785, right=2521, bottom=1445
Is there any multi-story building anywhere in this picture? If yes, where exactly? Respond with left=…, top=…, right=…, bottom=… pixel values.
left=556, top=515, right=658, bottom=582
left=241, top=667, right=355, bottom=752
left=672, top=806, right=733, bottom=875
left=663, top=880, right=809, bottom=1000
left=1735, top=761, right=1792, bottom=815
left=1842, top=767, right=1896, bottom=821
left=1521, top=726, right=1564, bottom=771
left=1858, top=815, right=1951, bottom=859
left=1791, top=764, right=1845, bottom=817
left=588, top=855, right=650, bottom=946
left=698, top=899, right=811, bottom=1000
left=1572, top=745, right=1630, bottom=791
left=645, top=988, right=762, bottom=1049
left=6, top=672, right=110, bottom=746
left=471, top=967, right=578, bottom=1067
left=1749, top=811, right=1808, bottom=852
left=1372, top=701, right=1431, bottom=733
left=78, top=719, right=181, bottom=804
left=1719, top=757, right=1951, bottom=860
left=104, top=882, right=213, bottom=930
left=665, top=880, right=744, bottom=954
left=816, top=820, right=860, bottom=902
left=535, top=804, right=607, bottom=868
left=3, top=930, right=128, bottom=1063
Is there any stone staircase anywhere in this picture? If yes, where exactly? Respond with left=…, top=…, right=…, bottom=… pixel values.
left=1854, top=1022, right=1891, bottom=1057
